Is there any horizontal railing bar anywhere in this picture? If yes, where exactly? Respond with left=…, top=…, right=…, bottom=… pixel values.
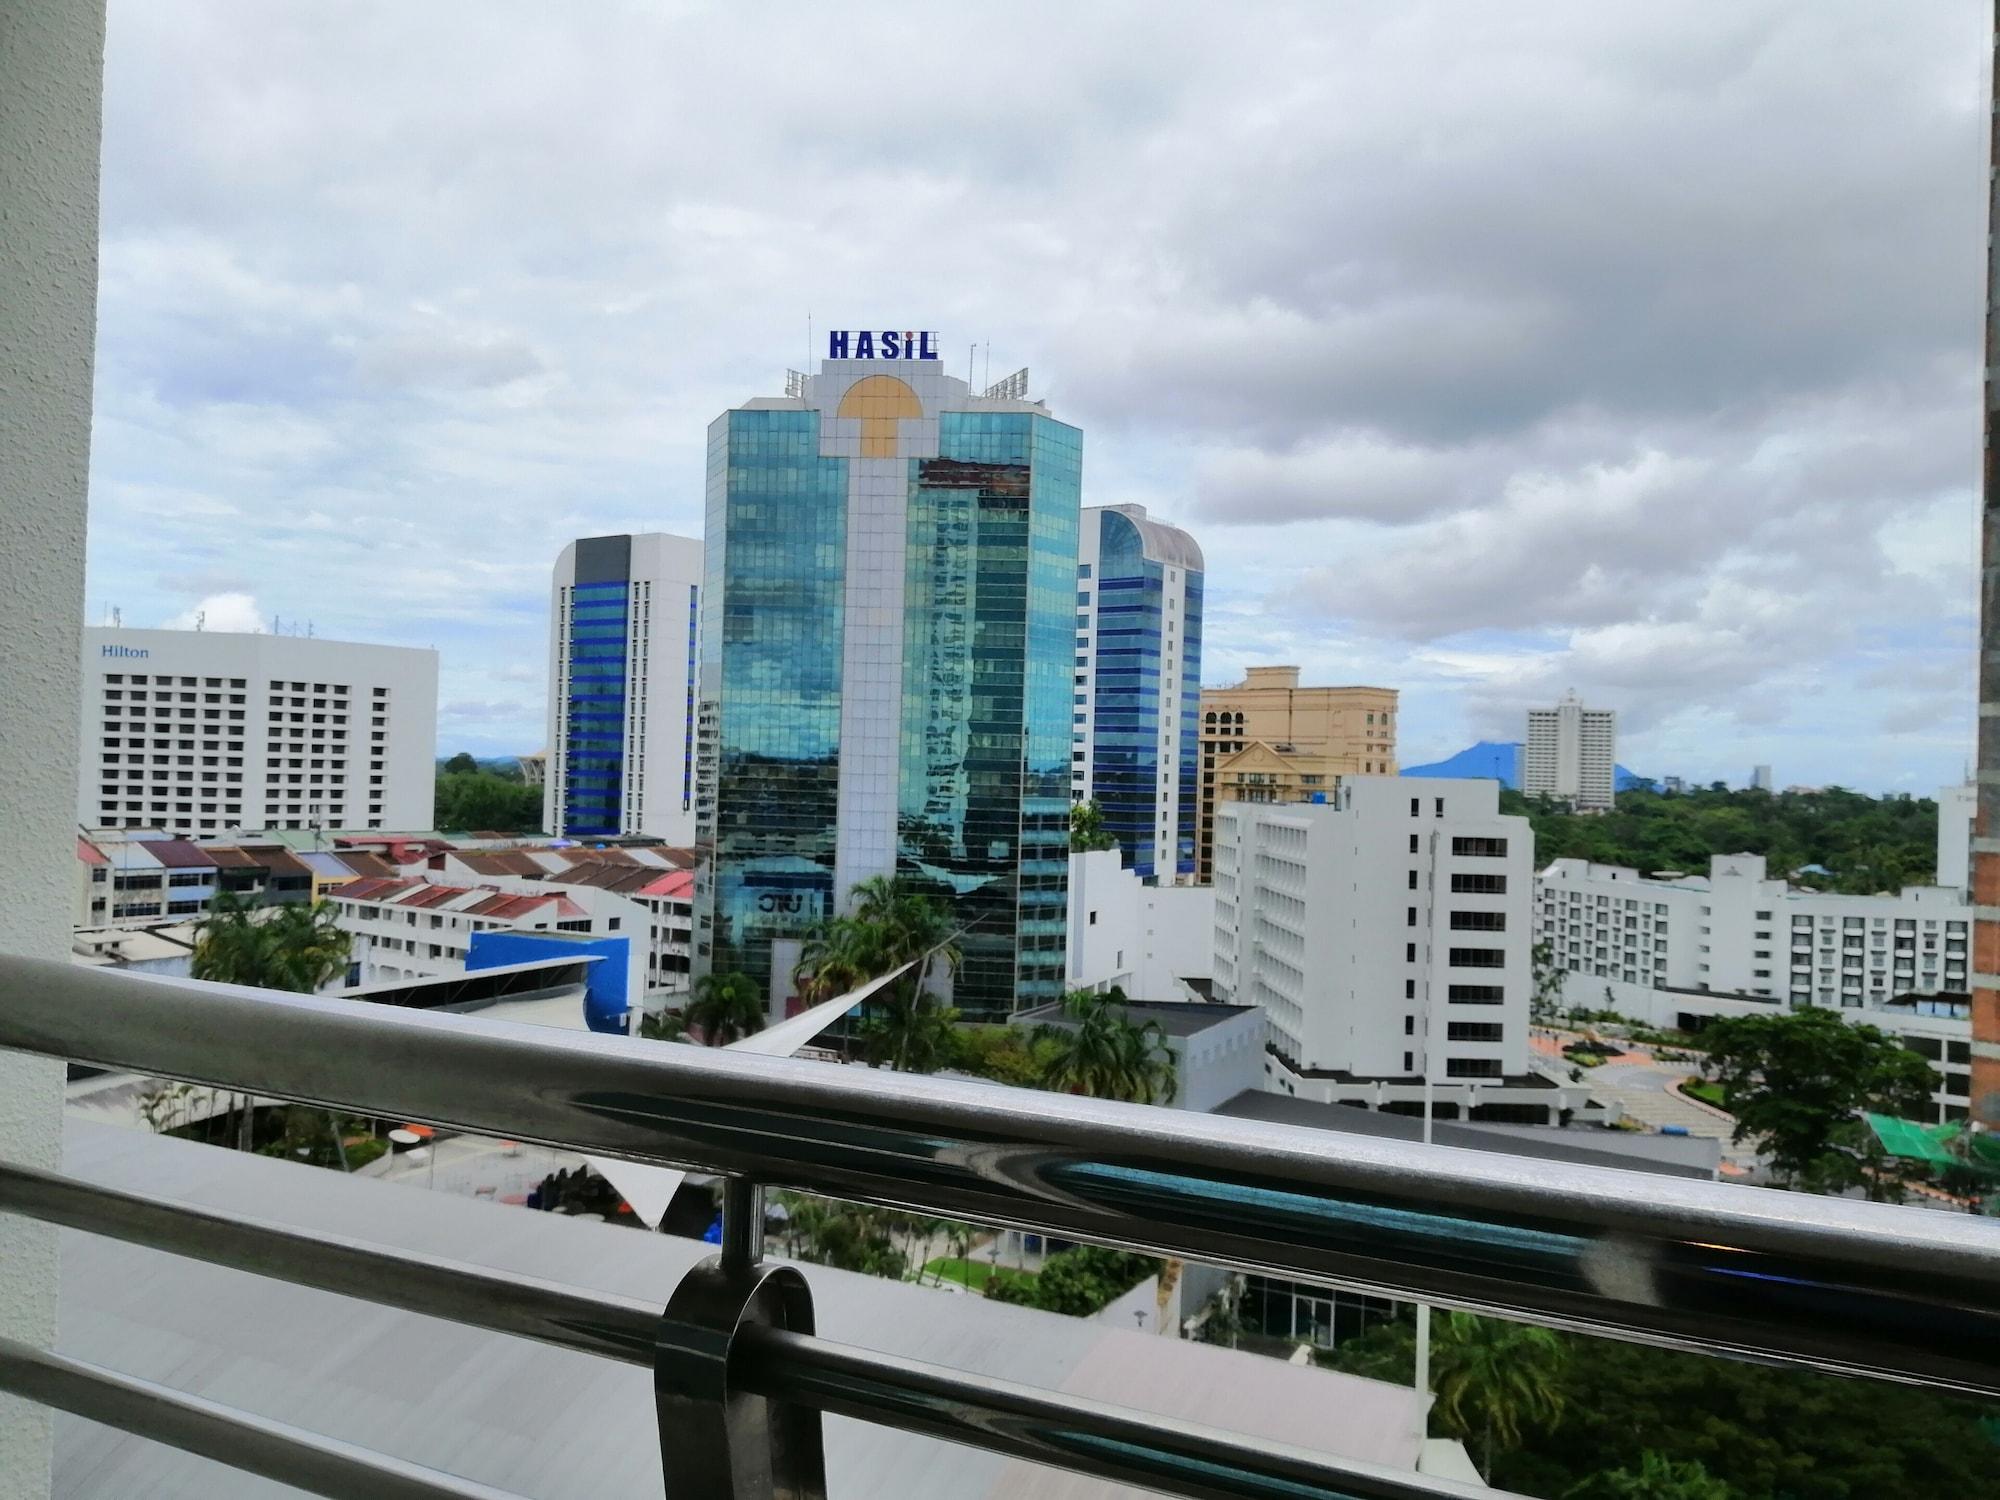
left=0, top=1335, right=527, bottom=1500
left=0, top=1160, right=659, bottom=1367
left=4, top=956, right=1999, bottom=1394
left=743, top=1325, right=1503, bottom=1500
left=0, top=1162, right=1512, bottom=1500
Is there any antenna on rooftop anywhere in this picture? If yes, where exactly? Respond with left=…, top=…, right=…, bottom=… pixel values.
left=195, top=611, right=204, bottom=632
left=110, top=605, right=121, bottom=628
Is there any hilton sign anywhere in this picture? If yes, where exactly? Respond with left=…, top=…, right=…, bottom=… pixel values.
left=827, top=330, right=939, bottom=361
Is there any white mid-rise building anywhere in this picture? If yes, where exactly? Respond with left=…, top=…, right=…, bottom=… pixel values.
left=1535, top=853, right=1974, bottom=1118
left=1065, top=848, right=1214, bottom=1002
left=1072, top=504, right=1204, bottom=883
left=79, top=628, right=437, bottom=839
left=1522, top=690, right=1615, bottom=810
left=1937, top=782, right=1975, bottom=892
left=545, top=533, right=703, bottom=842
left=1214, top=779, right=1553, bottom=1120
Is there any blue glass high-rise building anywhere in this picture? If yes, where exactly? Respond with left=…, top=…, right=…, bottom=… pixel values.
left=694, top=340, right=1079, bottom=1019
left=1072, top=505, right=1204, bottom=882
left=544, top=533, right=703, bottom=843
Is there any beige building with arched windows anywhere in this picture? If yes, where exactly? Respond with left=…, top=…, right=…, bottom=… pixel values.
left=1196, top=668, right=1398, bottom=883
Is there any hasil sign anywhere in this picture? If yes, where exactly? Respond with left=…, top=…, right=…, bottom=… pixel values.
left=827, top=330, right=939, bottom=361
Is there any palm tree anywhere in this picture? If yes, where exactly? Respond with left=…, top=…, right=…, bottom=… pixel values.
left=1036, top=989, right=1177, bottom=1105
left=792, top=915, right=879, bottom=1005
left=639, top=1008, right=691, bottom=1043
left=191, top=892, right=354, bottom=1159
left=1429, top=1311, right=1568, bottom=1474
left=795, top=877, right=963, bottom=1072
left=684, top=971, right=766, bottom=1045
left=1034, top=988, right=1180, bottom=1329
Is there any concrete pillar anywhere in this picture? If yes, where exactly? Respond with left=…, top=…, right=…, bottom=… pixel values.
left=0, top=2, right=106, bottom=1494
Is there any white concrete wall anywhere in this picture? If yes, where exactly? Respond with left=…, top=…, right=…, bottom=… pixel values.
left=1215, top=779, right=1532, bottom=1086
left=0, top=4, right=104, bottom=1490
left=1938, top=782, right=1974, bottom=892
left=1067, top=850, right=1214, bottom=1000
left=1538, top=854, right=1971, bottom=1008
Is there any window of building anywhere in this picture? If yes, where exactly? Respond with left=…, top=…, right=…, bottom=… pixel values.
left=1451, top=836, right=1507, bottom=858
left=1450, top=911, right=1506, bottom=931
left=1447, top=1022, right=1505, bottom=1043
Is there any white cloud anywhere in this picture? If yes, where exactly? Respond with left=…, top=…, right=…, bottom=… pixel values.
left=163, top=592, right=265, bottom=634
left=82, top=0, right=1986, bottom=788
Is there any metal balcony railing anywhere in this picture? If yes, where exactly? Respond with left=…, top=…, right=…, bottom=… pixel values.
left=2, top=954, right=1999, bottom=1500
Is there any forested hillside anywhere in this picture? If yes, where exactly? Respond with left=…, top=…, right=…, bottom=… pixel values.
left=1503, top=785, right=1945, bottom=894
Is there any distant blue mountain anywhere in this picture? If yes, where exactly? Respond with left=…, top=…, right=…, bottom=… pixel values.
left=1403, top=741, right=1522, bottom=787
left=1401, top=741, right=1650, bottom=793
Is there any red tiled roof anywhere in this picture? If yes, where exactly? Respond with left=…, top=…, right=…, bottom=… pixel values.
left=77, top=837, right=108, bottom=866
left=402, top=884, right=468, bottom=909
left=329, top=877, right=418, bottom=903
left=137, top=840, right=219, bottom=870
left=454, top=850, right=548, bottom=878
left=201, top=846, right=263, bottom=869
left=639, top=870, right=695, bottom=900
left=337, top=851, right=397, bottom=878
left=241, top=846, right=314, bottom=878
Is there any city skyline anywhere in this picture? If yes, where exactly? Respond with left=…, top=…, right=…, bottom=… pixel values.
left=80, top=2, right=1984, bottom=793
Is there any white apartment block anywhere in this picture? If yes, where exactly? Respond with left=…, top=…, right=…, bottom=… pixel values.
left=546, top=533, right=703, bottom=843
left=80, top=628, right=437, bottom=839
left=1522, top=690, right=1615, bottom=810
left=1214, top=779, right=1554, bottom=1121
left=1535, top=854, right=1975, bottom=1118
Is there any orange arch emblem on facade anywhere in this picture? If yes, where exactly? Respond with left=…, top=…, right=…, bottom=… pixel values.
left=837, top=375, right=924, bottom=458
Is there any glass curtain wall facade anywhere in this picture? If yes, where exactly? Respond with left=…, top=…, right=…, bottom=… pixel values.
left=697, top=358, right=1079, bottom=1019
left=563, top=580, right=629, bottom=837
left=1091, top=514, right=1165, bottom=874
left=903, top=414, right=1078, bottom=1015
left=1075, top=506, right=1204, bottom=882
left=696, top=410, right=847, bottom=995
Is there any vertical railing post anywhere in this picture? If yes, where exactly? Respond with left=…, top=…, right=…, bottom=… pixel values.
left=655, top=1175, right=824, bottom=1499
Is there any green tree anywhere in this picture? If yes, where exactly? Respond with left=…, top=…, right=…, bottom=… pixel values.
left=793, top=876, right=963, bottom=1072
left=1701, top=1006, right=1936, bottom=1191
left=1565, top=1451, right=1734, bottom=1500
left=191, top=892, right=356, bottom=1160
left=1069, top=798, right=1117, bottom=852
left=1324, top=1315, right=2000, bottom=1499
left=1429, top=1311, right=1568, bottom=1474
left=1531, top=938, right=1567, bottom=1026
left=950, top=1025, right=1062, bottom=1086
left=1499, top=785, right=1943, bottom=897
left=442, top=751, right=479, bottom=775
left=433, top=770, right=542, bottom=832
left=1036, top=989, right=1177, bottom=1105
left=773, top=1192, right=908, bottom=1279
left=684, top=971, right=765, bottom=1045
left=986, top=1244, right=1156, bottom=1316
left=638, top=1008, right=690, bottom=1043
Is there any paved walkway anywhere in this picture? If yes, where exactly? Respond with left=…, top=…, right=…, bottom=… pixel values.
left=1534, top=1029, right=1760, bottom=1174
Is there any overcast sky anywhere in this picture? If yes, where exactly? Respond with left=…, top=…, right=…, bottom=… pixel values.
left=87, top=1, right=1986, bottom=791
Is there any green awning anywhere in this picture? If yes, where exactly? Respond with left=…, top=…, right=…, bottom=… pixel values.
left=1863, top=1113, right=1954, bottom=1165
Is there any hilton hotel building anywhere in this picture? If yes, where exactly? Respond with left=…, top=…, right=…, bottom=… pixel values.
left=79, top=628, right=438, bottom=838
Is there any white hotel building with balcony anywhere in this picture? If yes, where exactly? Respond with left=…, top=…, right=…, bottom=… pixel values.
left=78, top=627, right=437, bottom=840
left=1535, top=853, right=1974, bottom=1117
